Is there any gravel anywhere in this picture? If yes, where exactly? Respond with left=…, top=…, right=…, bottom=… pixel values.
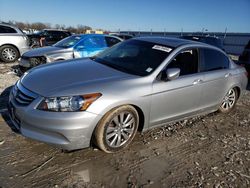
left=0, top=61, right=250, bottom=188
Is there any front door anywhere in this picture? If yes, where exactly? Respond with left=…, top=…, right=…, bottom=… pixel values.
left=150, top=48, right=204, bottom=126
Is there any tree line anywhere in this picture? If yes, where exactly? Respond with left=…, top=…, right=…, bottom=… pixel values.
left=1, top=20, right=96, bottom=34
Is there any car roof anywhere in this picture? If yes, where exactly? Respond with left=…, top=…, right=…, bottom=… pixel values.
left=111, top=33, right=133, bottom=36
left=72, top=34, right=122, bottom=39
left=43, top=29, right=69, bottom=32
left=0, top=22, right=18, bottom=29
left=135, top=37, right=200, bottom=48
left=182, top=35, right=220, bottom=40
left=180, top=35, right=224, bottom=49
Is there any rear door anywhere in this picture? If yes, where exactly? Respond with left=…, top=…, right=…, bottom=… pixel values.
left=198, top=48, right=231, bottom=108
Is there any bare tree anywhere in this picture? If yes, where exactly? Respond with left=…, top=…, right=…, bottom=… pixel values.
left=1, top=20, right=94, bottom=33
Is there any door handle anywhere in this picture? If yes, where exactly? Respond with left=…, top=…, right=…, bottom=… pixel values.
left=225, top=73, right=232, bottom=78
left=193, top=79, right=203, bottom=85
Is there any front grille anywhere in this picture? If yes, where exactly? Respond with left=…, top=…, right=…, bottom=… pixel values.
left=21, top=56, right=47, bottom=67
left=8, top=102, right=21, bottom=129
left=12, top=82, right=37, bottom=106
left=29, top=56, right=47, bottom=66
left=15, top=90, right=34, bottom=105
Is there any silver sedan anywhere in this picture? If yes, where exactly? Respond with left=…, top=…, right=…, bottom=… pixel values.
left=8, top=37, right=248, bottom=153
left=19, top=34, right=122, bottom=72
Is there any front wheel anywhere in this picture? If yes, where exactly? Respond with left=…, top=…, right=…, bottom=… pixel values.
left=94, top=105, right=139, bottom=153
left=219, top=88, right=238, bottom=113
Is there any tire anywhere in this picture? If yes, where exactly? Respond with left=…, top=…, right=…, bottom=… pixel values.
left=0, top=45, right=19, bottom=63
left=218, top=88, right=238, bottom=113
left=94, top=105, right=139, bottom=153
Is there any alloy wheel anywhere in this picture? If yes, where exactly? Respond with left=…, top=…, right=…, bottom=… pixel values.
left=220, top=88, right=236, bottom=111
left=2, top=47, right=17, bottom=61
left=105, top=111, right=136, bottom=148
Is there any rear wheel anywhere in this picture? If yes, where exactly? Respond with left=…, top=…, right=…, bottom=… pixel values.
left=219, top=88, right=238, bottom=113
left=94, top=105, right=139, bottom=153
left=0, top=45, right=19, bottom=63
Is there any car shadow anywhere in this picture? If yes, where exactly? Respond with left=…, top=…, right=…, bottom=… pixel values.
left=11, top=64, right=19, bottom=70
left=0, top=85, right=19, bottom=133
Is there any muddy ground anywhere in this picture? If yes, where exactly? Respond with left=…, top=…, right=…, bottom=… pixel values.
left=0, top=62, right=250, bottom=188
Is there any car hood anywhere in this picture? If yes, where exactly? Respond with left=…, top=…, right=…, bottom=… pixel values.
left=23, top=46, right=71, bottom=57
left=21, top=58, right=134, bottom=96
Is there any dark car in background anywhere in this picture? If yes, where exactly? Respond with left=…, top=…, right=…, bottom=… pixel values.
left=27, top=29, right=71, bottom=47
left=181, top=35, right=224, bottom=50
left=237, top=40, right=250, bottom=75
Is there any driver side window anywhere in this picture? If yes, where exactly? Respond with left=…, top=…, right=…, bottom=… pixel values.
left=167, top=49, right=199, bottom=76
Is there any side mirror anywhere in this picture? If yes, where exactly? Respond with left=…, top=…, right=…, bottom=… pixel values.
left=165, top=68, right=180, bottom=81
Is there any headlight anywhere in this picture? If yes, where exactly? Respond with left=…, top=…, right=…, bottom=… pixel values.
left=37, top=93, right=101, bottom=112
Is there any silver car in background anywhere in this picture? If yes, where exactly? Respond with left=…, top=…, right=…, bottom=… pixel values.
left=0, top=23, right=30, bottom=62
left=8, top=37, right=248, bottom=153
left=19, top=34, right=122, bottom=72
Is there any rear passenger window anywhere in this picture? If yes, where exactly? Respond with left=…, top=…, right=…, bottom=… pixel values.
left=105, top=37, right=121, bottom=47
left=200, top=49, right=229, bottom=72
left=167, top=49, right=199, bottom=76
left=0, top=26, right=17, bottom=33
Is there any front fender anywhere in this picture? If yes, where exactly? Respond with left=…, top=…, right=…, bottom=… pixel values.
left=87, top=96, right=151, bottom=131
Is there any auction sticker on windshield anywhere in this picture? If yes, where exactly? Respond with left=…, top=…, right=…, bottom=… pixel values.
left=152, top=45, right=172, bottom=52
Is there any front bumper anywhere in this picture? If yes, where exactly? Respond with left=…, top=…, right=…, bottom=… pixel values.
left=8, top=85, right=102, bottom=151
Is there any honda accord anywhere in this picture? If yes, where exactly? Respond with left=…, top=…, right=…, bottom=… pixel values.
left=8, top=37, right=248, bottom=153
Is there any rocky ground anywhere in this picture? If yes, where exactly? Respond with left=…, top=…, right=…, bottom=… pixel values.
left=0, top=62, right=19, bottom=93
left=0, top=62, right=250, bottom=188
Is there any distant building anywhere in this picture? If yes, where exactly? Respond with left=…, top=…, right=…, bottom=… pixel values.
left=85, top=29, right=104, bottom=34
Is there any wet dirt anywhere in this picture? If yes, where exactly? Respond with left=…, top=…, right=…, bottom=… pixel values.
left=0, top=62, right=250, bottom=188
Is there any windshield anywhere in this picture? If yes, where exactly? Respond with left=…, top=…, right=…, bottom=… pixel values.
left=54, top=35, right=82, bottom=48
left=94, top=40, right=172, bottom=76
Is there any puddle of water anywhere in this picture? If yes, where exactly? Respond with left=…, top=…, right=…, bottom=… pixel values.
left=72, top=150, right=178, bottom=187
left=73, top=157, right=127, bottom=186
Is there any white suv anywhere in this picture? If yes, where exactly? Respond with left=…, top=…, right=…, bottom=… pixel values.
left=0, top=23, right=30, bottom=63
